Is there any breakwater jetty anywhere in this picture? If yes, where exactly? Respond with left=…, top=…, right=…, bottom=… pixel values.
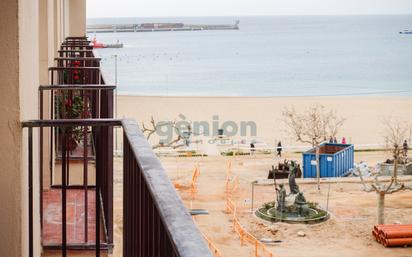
left=87, top=21, right=239, bottom=33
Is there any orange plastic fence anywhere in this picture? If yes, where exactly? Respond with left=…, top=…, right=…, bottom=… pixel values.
left=190, top=164, right=200, bottom=193
left=226, top=197, right=236, bottom=214
left=227, top=160, right=232, bottom=175
left=225, top=175, right=239, bottom=195
left=224, top=160, right=274, bottom=257
left=226, top=195, right=274, bottom=257
left=202, top=232, right=224, bottom=257
left=232, top=176, right=239, bottom=192
left=174, top=164, right=200, bottom=197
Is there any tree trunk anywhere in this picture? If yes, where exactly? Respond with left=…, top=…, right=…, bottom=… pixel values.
left=377, top=192, right=385, bottom=224
left=316, top=145, right=320, bottom=190
left=393, top=154, right=398, bottom=185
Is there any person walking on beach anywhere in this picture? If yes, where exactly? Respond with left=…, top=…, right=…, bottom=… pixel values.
left=329, top=136, right=333, bottom=143
left=333, top=137, right=338, bottom=143
left=250, top=142, right=255, bottom=155
left=342, top=137, right=347, bottom=144
left=403, top=140, right=408, bottom=158
left=277, top=141, right=282, bottom=157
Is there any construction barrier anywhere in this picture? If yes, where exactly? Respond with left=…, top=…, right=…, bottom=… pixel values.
left=225, top=175, right=239, bottom=195
left=225, top=181, right=274, bottom=257
left=226, top=197, right=274, bottom=257
left=226, top=197, right=236, bottom=214
left=173, top=164, right=201, bottom=198
left=226, top=160, right=232, bottom=176
left=191, top=164, right=201, bottom=193
left=202, top=232, right=224, bottom=257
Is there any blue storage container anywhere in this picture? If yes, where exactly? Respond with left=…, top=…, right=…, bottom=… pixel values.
left=302, top=143, right=354, bottom=178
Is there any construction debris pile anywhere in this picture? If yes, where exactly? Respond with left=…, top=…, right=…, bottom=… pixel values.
left=349, top=162, right=372, bottom=177
left=372, top=224, right=412, bottom=247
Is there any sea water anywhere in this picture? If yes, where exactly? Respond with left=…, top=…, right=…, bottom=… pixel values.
left=89, top=15, right=412, bottom=96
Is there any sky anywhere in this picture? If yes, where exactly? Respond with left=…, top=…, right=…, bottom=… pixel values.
left=86, top=0, right=412, bottom=18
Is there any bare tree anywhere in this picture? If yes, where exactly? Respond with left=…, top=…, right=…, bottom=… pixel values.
left=383, top=118, right=410, bottom=184
left=358, top=171, right=406, bottom=224
left=142, top=116, right=191, bottom=149
left=283, top=105, right=345, bottom=190
left=358, top=118, right=411, bottom=224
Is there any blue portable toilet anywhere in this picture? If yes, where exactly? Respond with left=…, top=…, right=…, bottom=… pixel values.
left=302, top=143, right=354, bottom=178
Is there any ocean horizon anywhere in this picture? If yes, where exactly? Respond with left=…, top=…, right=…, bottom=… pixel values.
left=89, top=15, right=412, bottom=96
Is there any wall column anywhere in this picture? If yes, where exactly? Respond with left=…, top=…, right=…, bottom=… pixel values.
left=0, top=0, right=40, bottom=256
left=19, top=0, right=41, bottom=256
left=0, top=0, right=23, bottom=256
left=68, top=0, right=86, bottom=37
left=39, top=0, right=52, bottom=190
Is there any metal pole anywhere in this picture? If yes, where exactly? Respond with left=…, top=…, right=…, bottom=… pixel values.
left=326, top=183, right=331, bottom=211
left=62, top=129, right=67, bottom=257
left=274, top=174, right=278, bottom=202
left=28, top=127, right=33, bottom=257
left=251, top=182, right=255, bottom=213
left=114, top=54, right=119, bottom=156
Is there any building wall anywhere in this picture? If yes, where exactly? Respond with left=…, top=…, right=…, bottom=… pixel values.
left=69, top=0, right=86, bottom=37
left=0, top=0, right=23, bottom=256
left=0, top=0, right=86, bottom=256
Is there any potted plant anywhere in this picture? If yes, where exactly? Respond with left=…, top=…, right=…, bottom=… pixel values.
left=63, top=60, right=83, bottom=84
left=56, top=91, right=91, bottom=152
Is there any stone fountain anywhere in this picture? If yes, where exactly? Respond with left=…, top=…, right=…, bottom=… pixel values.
left=255, top=161, right=329, bottom=224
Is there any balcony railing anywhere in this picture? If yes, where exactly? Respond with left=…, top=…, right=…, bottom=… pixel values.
left=39, top=41, right=115, bottom=250
left=55, top=57, right=101, bottom=68
left=39, top=84, right=115, bottom=250
left=22, top=36, right=213, bottom=257
left=22, top=119, right=213, bottom=257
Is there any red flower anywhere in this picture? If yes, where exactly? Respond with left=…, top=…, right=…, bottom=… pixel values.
left=74, top=70, right=79, bottom=75
left=65, top=99, right=72, bottom=107
left=74, top=60, right=80, bottom=65
left=83, top=110, right=91, bottom=118
left=74, top=75, right=80, bottom=80
left=74, top=65, right=79, bottom=68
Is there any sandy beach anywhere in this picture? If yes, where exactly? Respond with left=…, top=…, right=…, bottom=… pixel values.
left=117, top=95, right=412, bottom=149
left=111, top=152, right=412, bottom=257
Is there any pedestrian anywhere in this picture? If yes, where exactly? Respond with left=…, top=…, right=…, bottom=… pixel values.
left=342, top=137, right=346, bottom=144
left=329, top=136, right=333, bottom=143
left=277, top=141, right=282, bottom=157
left=333, top=137, right=337, bottom=143
left=250, top=142, right=255, bottom=155
left=403, top=140, right=408, bottom=158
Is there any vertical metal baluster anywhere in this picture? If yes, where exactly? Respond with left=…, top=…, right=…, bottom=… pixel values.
left=39, top=90, right=44, bottom=234
left=83, top=92, right=89, bottom=243
left=95, top=126, right=101, bottom=257
left=61, top=128, right=67, bottom=257
left=49, top=90, right=53, bottom=186
left=122, top=138, right=125, bottom=257
left=28, top=127, right=33, bottom=257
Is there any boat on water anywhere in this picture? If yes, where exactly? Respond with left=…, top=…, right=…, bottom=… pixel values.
left=399, top=30, right=412, bottom=34
left=91, top=37, right=123, bottom=48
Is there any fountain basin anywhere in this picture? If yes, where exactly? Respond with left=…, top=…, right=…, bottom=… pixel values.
left=255, top=202, right=329, bottom=224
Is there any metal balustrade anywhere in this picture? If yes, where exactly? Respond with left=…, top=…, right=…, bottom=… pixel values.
left=22, top=37, right=213, bottom=257
left=22, top=119, right=213, bottom=257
